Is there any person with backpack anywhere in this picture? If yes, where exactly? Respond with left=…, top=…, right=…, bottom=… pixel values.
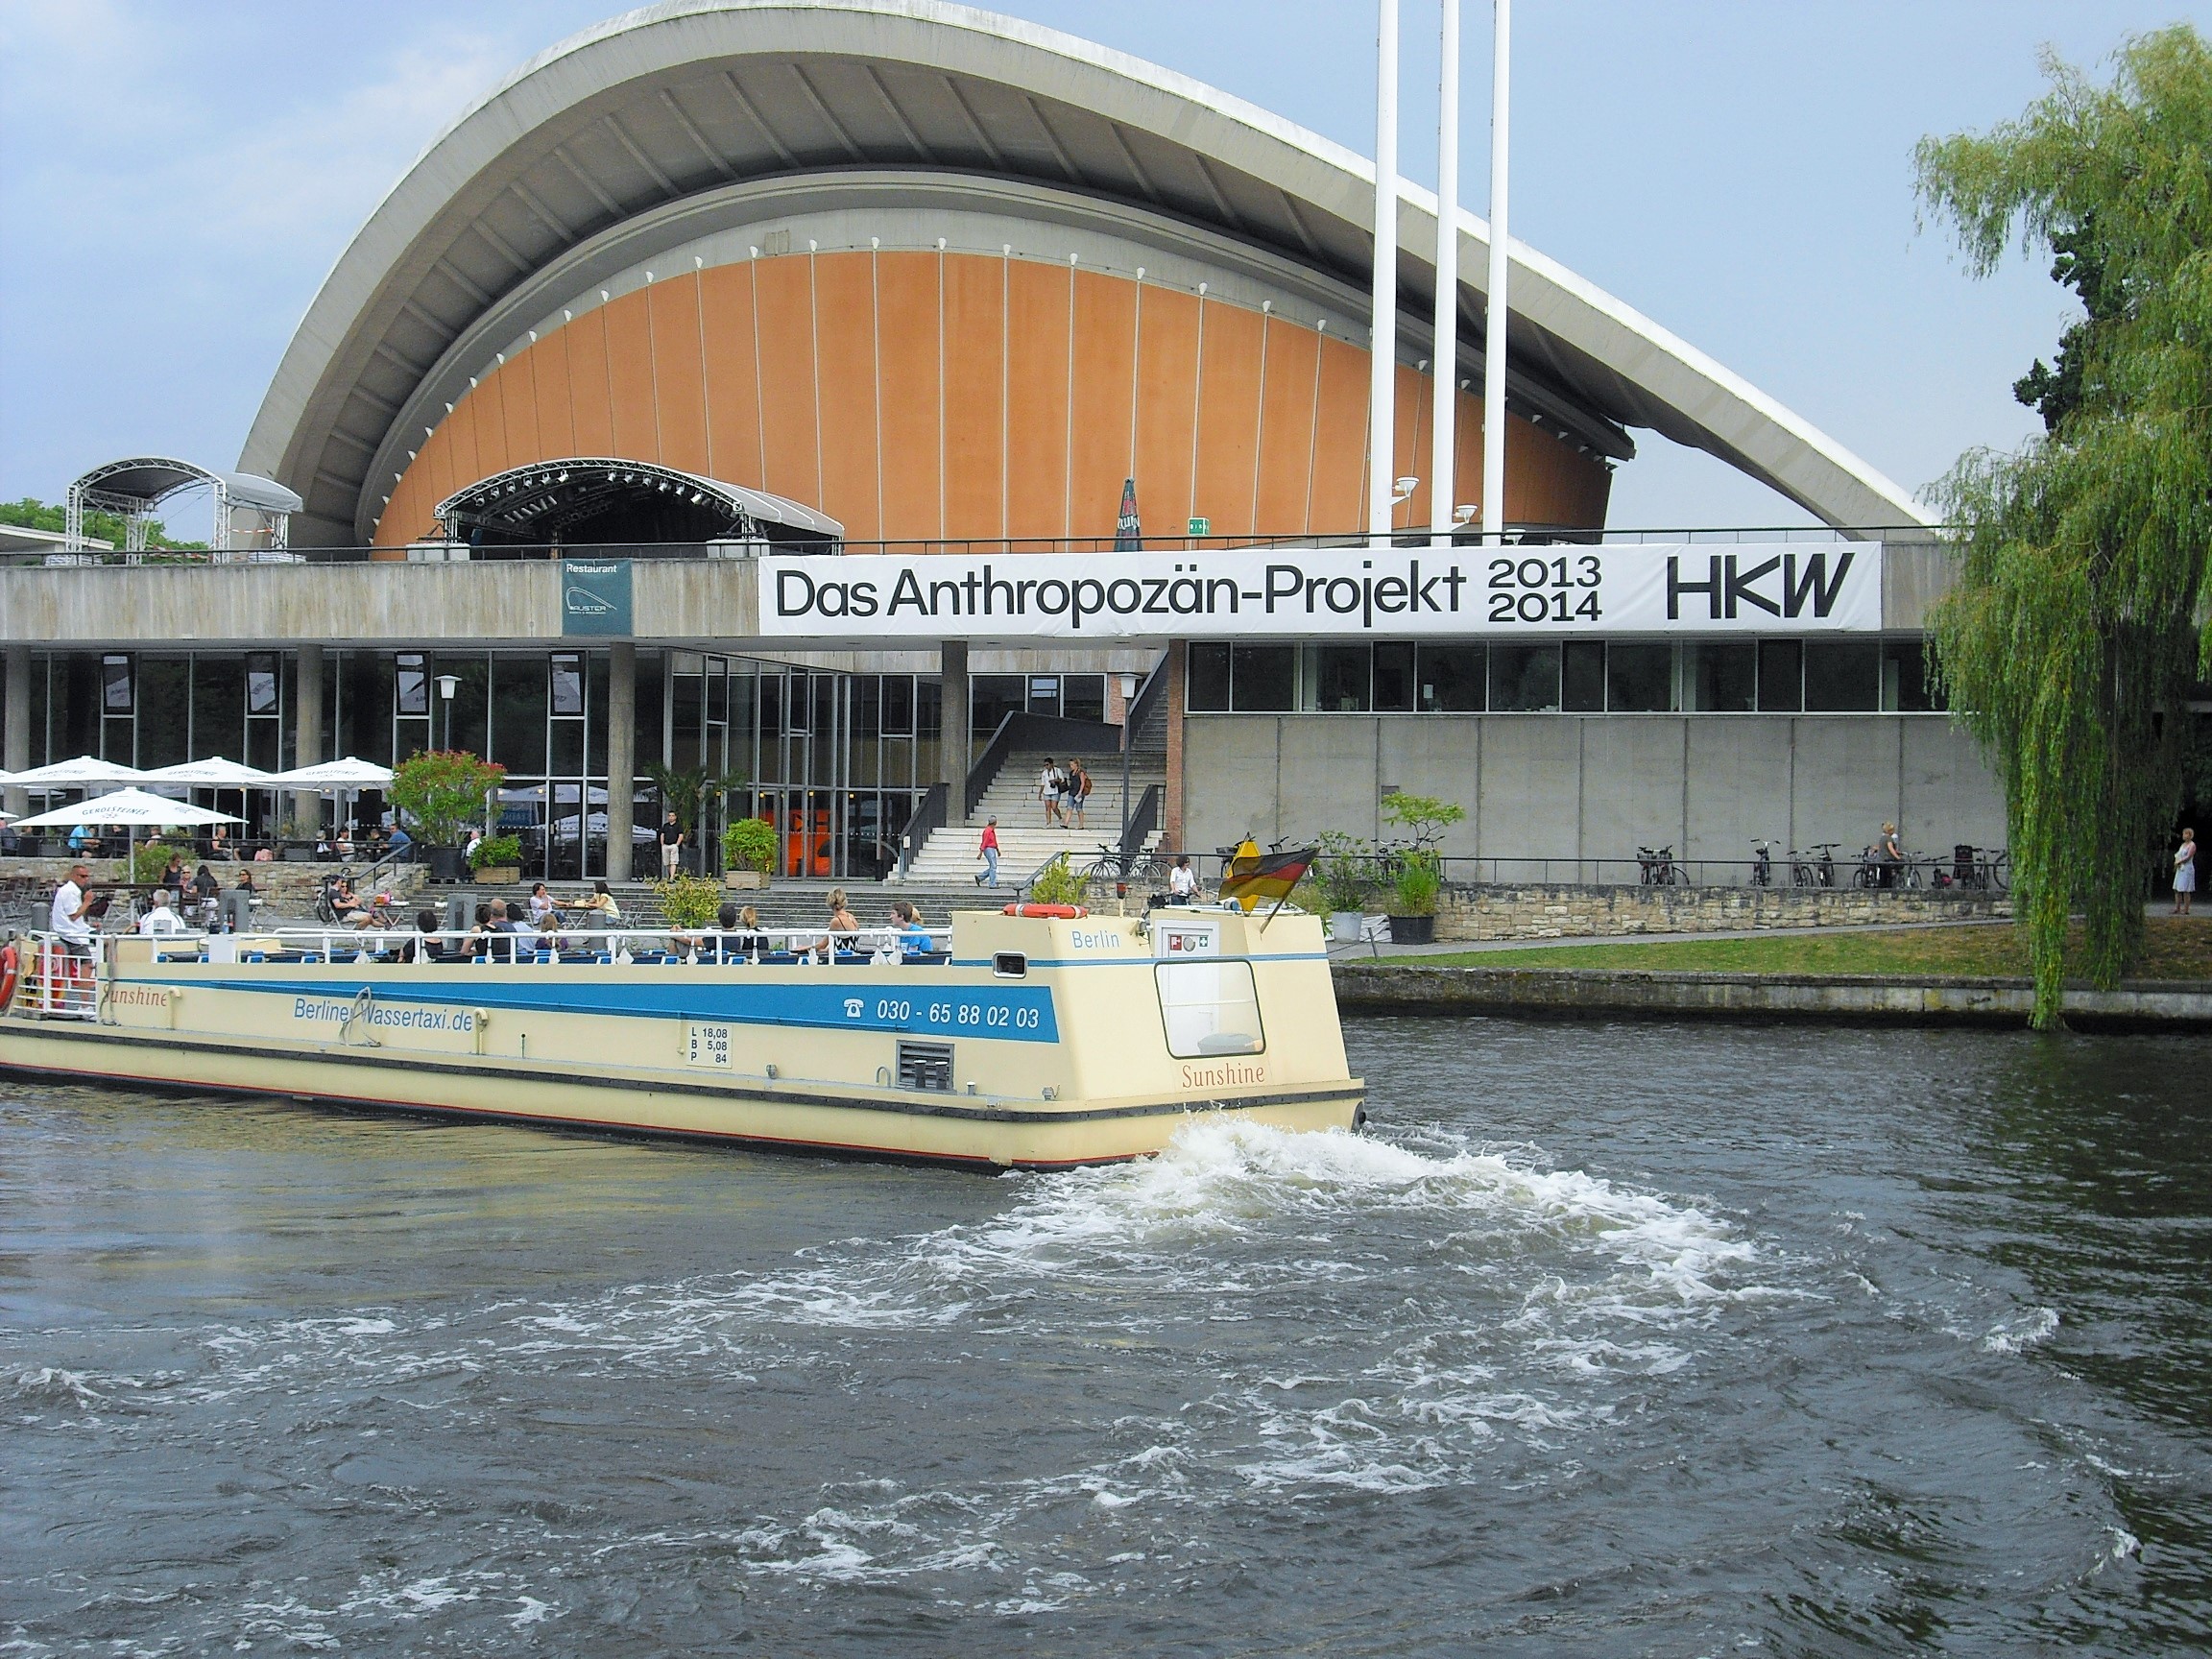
left=1069, top=759, right=1094, bottom=830
left=1037, top=757, right=1065, bottom=827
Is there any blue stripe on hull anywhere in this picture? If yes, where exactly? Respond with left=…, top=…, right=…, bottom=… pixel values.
left=146, top=974, right=1062, bottom=1043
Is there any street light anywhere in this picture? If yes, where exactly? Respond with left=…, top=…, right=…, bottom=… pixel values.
left=1118, top=669, right=1140, bottom=878
left=435, top=674, right=459, bottom=750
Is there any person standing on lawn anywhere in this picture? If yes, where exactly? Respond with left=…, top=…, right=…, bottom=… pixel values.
left=2175, top=827, right=2197, bottom=916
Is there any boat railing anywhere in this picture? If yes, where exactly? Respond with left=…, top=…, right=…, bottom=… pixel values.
left=8, top=931, right=102, bottom=1020
left=45, top=923, right=963, bottom=970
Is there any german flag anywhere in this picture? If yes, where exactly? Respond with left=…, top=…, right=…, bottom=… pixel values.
left=1215, top=839, right=1315, bottom=914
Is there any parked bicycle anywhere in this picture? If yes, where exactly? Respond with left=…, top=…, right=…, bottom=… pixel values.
left=1079, top=842, right=1172, bottom=896
left=1950, top=844, right=2011, bottom=893
left=1791, top=844, right=1839, bottom=888
left=1750, top=839, right=1776, bottom=888
left=1637, top=844, right=1686, bottom=886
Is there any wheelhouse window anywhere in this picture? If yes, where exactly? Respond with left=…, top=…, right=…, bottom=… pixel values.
left=1155, top=959, right=1264, bottom=1058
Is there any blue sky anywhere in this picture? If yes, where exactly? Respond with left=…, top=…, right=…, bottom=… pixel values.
left=3, top=0, right=2206, bottom=538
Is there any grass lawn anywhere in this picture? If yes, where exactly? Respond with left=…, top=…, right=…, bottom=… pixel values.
left=1385, top=918, right=2212, bottom=981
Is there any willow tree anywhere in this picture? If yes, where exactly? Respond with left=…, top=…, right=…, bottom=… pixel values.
left=1914, top=25, right=2212, bottom=1027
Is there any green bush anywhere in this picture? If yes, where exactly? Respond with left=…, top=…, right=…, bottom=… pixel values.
left=1313, top=830, right=1378, bottom=912
left=469, top=832, right=523, bottom=871
left=390, top=750, right=506, bottom=848
left=1026, top=853, right=1087, bottom=906
left=653, top=873, right=725, bottom=930
left=1380, top=791, right=1468, bottom=852
left=132, top=838, right=185, bottom=886
left=723, top=815, right=778, bottom=875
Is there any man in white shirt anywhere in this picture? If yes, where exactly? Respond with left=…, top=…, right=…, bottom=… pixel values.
left=50, top=863, right=96, bottom=954
left=1038, top=757, right=1064, bottom=827
left=137, top=889, right=187, bottom=935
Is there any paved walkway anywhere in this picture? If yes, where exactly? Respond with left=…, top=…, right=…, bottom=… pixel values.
left=1334, top=914, right=2019, bottom=961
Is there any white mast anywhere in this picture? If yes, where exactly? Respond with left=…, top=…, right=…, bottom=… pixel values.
left=1366, top=0, right=1401, bottom=542
left=1479, top=0, right=1510, bottom=543
left=1429, top=0, right=1461, bottom=545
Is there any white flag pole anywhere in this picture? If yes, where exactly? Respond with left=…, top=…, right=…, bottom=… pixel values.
left=1367, top=0, right=1401, bottom=544
left=1479, top=0, right=1511, bottom=545
left=1430, top=0, right=1461, bottom=547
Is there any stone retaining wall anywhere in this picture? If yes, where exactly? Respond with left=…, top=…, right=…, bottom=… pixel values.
left=1, top=854, right=423, bottom=908
left=1433, top=882, right=2009, bottom=943
left=1334, top=963, right=2211, bottom=1029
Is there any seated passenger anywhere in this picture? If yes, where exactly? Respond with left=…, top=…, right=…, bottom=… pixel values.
left=890, top=900, right=932, bottom=958
left=525, top=882, right=557, bottom=927
left=136, top=889, right=187, bottom=935
left=731, top=904, right=770, bottom=958
left=814, top=886, right=861, bottom=958
left=398, top=907, right=446, bottom=963
left=576, top=879, right=621, bottom=922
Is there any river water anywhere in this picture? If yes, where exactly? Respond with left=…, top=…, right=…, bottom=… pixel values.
left=3, top=1018, right=2207, bottom=1655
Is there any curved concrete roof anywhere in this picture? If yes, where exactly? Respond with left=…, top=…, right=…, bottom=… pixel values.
left=244, top=0, right=1925, bottom=543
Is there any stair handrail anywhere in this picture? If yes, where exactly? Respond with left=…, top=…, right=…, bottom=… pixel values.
left=1123, top=651, right=1171, bottom=752
left=897, top=782, right=949, bottom=878
left=1118, top=782, right=1162, bottom=866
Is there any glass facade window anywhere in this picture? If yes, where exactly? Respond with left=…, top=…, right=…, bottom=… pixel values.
left=550, top=653, right=585, bottom=717
left=1805, top=640, right=1880, bottom=711
left=972, top=673, right=1023, bottom=737
left=1189, top=643, right=1231, bottom=711
left=1689, top=642, right=1757, bottom=712
left=1063, top=674, right=1106, bottom=722
left=1308, top=645, right=1371, bottom=712
left=1606, top=642, right=1674, bottom=712
left=882, top=673, right=916, bottom=735
left=1489, top=644, right=1561, bottom=712
left=1882, top=640, right=1942, bottom=712
left=246, top=655, right=279, bottom=716
left=1562, top=641, right=1605, bottom=712
left=101, top=655, right=132, bottom=713
left=137, top=658, right=190, bottom=768
left=1758, top=640, right=1804, bottom=712
left=1230, top=645, right=1296, bottom=711
left=1373, top=642, right=1416, bottom=711
left=1416, top=644, right=1483, bottom=712
left=396, top=654, right=428, bottom=715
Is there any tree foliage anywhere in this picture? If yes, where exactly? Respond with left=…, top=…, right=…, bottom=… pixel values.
left=0, top=496, right=205, bottom=551
left=389, top=750, right=506, bottom=849
left=1913, top=26, right=2212, bottom=1026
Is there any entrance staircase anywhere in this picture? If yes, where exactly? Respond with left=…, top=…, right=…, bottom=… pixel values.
left=901, top=751, right=1167, bottom=887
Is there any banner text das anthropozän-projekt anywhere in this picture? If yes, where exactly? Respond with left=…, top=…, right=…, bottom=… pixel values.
left=757, top=545, right=1883, bottom=640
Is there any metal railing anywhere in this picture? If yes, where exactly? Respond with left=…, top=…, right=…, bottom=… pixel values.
left=1148, top=849, right=2009, bottom=893
left=896, top=782, right=949, bottom=878
left=3, top=525, right=1952, bottom=570
left=962, top=709, right=1124, bottom=821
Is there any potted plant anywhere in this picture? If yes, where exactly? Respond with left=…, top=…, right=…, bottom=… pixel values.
left=722, top=815, right=777, bottom=888
left=1380, top=791, right=1466, bottom=947
left=652, top=873, right=725, bottom=932
left=1026, top=853, right=1087, bottom=907
left=390, top=749, right=507, bottom=882
left=276, top=814, right=317, bottom=861
left=1314, top=829, right=1378, bottom=942
left=469, top=831, right=524, bottom=885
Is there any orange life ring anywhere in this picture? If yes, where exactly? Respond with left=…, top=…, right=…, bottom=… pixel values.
left=1001, top=902, right=1087, bottom=919
left=0, top=942, right=18, bottom=1013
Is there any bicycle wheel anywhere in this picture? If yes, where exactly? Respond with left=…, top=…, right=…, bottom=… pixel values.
left=1990, top=851, right=2010, bottom=894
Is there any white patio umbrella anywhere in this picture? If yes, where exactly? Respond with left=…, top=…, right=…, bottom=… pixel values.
left=6, top=755, right=148, bottom=789
left=11, top=789, right=243, bottom=829
left=269, top=757, right=395, bottom=788
left=139, top=757, right=278, bottom=788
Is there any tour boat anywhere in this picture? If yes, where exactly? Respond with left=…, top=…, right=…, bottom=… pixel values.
left=0, top=907, right=1362, bottom=1168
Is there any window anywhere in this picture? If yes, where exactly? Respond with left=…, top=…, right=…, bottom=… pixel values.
left=971, top=673, right=1023, bottom=736
left=1488, top=643, right=1561, bottom=712
left=1188, top=643, right=1231, bottom=711
left=1372, top=642, right=1416, bottom=711
left=1606, top=642, right=1674, bottom=711
left=1308, top=645, right=1371, bottom=712
left=396, top=654, right=428, bottom=715
left=1230, top=645, right=1296, bottom=711
left=101, top=655, right=132, bottom=713
left=1562, top=641, right=1605, bottom=712
left=1882, top=640, right=1941, bottom=711
left=246, top=654, right=279, bottom=716
left=1062, top=674, right=1106, bottom=723
left=550, top=653, right=585, bottom=717
left=1689, top=642, right=1757, bottom=712
left=881, top=674, right=915, bottom=736
left=1805, top=641, right=1880, bottom=711
left=1757, top=640, right=1803, bottom=712
left=1155, top=959, right=1264, bottom=1057
left=1416, top=644, right=1483, bottom=712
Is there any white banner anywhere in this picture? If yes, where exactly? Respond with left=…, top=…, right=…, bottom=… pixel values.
left=757, top=543, right=1883, bottom=640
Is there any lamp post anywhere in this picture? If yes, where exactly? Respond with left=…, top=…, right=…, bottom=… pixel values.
left=1118, top=671, right=1140, bottom=869
left=435, top=674, right=459, bottom=751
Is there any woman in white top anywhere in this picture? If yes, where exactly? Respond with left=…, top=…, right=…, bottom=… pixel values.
left=2175, top=827, right=2197, bottom=916
left=1167, top=854, right=1200, bottom=902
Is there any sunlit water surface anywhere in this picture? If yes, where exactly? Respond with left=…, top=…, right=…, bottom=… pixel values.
left=3, top=1018, right=2208, bottom=1655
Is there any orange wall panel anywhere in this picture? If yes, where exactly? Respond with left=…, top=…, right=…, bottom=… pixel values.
left=602, top=289, right=659, bottom=462
left=1454, top=386, right=1483, bottom=523
left=1132, top=284, right=1199, bottom=540
left=499, top=351, right=541, bottom=467
left=1308, top=334, right=1369, bottom=535
left=1392, top=361, right=1426, bottom=529
left=566, top=310, right=615, bottom=456
left=531, top=330, right=577, bottom=462
left=445, top=394, right=482, bottom=501
left=1253, top=317, right=1320, bottom=535
left=1003, top=259, right=1071, bottom=544
left=940, top=252, right=1003, bottom=542
left=648, top=276, right=709, bottom=476
left=876, top=252, right=942, bottom=544
left=697, top=261, right=762, bottom=490
left=811, top=252, right=881, bottom=542
left=1068, top=269, right=1137, bottom=541
left=1191, top=300, right=1264, bottom=538
left=473, top=375, right=512, bottom=481
left=752, top=255, right=820, bottom=507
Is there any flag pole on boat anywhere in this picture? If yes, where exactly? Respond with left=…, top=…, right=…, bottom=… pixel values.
left=1480, top=0, right=1510, bottom=546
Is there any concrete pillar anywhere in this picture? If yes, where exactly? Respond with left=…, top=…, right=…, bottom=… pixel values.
left=605, top=640, right=637, bottom=881
left=4, top=646, right=29, bottom=821
left=293, top=642, right=325, bottom=831
left=939, top=638, right=970, bottom=801
left=1165, top=639, right=1187, bottom=851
